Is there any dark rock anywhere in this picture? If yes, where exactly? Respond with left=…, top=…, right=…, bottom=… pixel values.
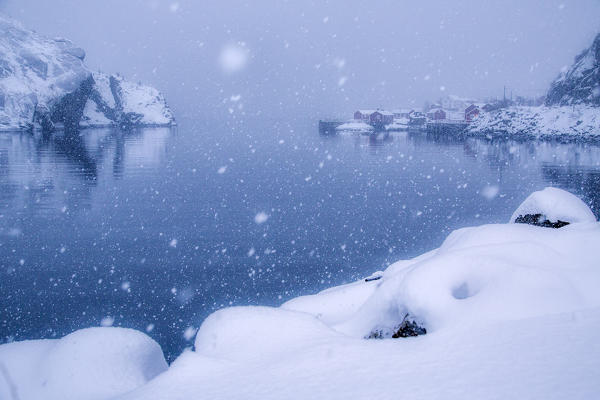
left=391, top=317, right=427, bottom=338
left=513, top=213, right=570, bottom=228
left=49, top=75, right=95, bottom=132
left=366, top=314, right=427, bottom=339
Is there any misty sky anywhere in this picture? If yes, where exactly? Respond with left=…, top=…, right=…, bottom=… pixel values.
left=1, top=0, right=599, bottom=121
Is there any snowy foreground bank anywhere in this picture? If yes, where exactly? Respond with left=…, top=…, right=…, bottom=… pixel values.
left=1, top=188, right=599, bottom=400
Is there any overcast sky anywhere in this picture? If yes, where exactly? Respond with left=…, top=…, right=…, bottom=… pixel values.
left=1, top=0, right=599, bottom=120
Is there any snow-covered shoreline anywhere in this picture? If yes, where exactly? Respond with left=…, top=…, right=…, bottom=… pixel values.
left=2, top=187, right=599, bottom=400
left=467, top=105, right=600, bottom=140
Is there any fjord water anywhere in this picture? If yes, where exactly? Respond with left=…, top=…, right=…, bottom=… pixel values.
left=1, top=120, right=599, bottom=360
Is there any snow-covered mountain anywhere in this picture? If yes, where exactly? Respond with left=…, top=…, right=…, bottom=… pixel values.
left=0, top=14, right=174, bottom=132
left=546, top=33, right=600, bottom=106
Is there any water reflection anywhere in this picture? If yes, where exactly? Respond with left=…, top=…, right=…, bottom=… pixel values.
left=0, top=127, right=173, bottom=216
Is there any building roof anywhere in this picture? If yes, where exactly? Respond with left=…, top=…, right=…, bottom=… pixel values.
left=372, top=110, right=394, bottom=116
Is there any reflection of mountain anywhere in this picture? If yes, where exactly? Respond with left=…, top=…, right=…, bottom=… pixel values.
left=0, top=127, right=172, bottom=215
left=541, top=165, right=600, bottom=218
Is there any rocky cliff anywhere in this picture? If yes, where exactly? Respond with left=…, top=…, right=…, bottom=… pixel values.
left=546, top=34, right=600, bottom=106
left=0, top=14, right=174, bottom=132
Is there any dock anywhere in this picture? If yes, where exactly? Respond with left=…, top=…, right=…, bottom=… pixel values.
left=426, top=120, right=468, bottom=135
left=318, top=120, right=344, bottom=135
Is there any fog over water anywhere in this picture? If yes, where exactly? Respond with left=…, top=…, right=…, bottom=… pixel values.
left=1, top=0, right=599, bottom=120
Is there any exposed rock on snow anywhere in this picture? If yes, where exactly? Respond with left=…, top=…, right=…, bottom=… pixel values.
left=546, top=33, right=600, bottom=107
left=0, top=14, right=174, bottom=132
left=0, top=327, right=167, bottom=400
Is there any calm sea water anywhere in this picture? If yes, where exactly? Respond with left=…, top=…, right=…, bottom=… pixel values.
left=1, top=119, right=599, bottom=360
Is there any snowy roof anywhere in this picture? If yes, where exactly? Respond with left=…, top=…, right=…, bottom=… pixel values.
left=372, top=110, right=393, bottom=116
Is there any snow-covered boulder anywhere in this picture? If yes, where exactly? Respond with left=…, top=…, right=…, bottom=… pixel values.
left=510, top=187, right=597, bottom=226
left=194, top=306, right=340, bottom=362
left=0, top=14, right=174, bottom=132
left=0, top=327, right=167, bottom=400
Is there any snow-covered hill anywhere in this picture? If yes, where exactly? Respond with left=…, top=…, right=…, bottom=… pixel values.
left=1, top=188, right=599, bottom=400
left=0, top=14, right=174, bottom=132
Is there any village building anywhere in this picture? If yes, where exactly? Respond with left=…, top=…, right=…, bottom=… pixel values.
left=353, top=110, right=376, bottom=122
left=369, top=110, right=394, bottom=127
left=392, top=109, right=412, bottom=119
left=427, top=108, right=446, bottom=121
left=465, top=104, right=480, bottom=122
left=440, top=95, right=477, bottom=111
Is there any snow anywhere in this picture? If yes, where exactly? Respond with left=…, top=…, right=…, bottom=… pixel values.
left=218, top=43, right=249, bottom=74
left=510, top=187, right=597, bottom=224
left=0, top=327, right=167, bottom=400
left=336, top=121, right=374, bottom=133
left=2, top=189, right=600, bottom=399
left=254, top=211, right=269, bottom=224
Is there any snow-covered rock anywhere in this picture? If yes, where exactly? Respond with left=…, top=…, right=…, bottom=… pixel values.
left=81, top=72, right=174, bottom=129
left=0, top=14, right=174, bottom=132
left=546, top=33, right=600, bottom=106
left=510, top=187, right=597, bottom=225
left=0, top=327, right=167, bottom=400
left=467, top=105, right=600, bottom=138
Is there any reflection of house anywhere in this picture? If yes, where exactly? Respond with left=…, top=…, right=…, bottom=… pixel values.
left=465, top=104, right=480, bottom=122
left=427, top=108, right=446, bottom=120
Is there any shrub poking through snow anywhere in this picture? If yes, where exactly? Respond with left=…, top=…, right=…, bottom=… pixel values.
left=513, top=213, right=570, bottom=228
left=366, top=314, right=426, bottom=339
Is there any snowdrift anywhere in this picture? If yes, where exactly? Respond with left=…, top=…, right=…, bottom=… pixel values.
left=0, top=327, right=167, bottom=400
left=1, top=187, right=599, bottom=399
